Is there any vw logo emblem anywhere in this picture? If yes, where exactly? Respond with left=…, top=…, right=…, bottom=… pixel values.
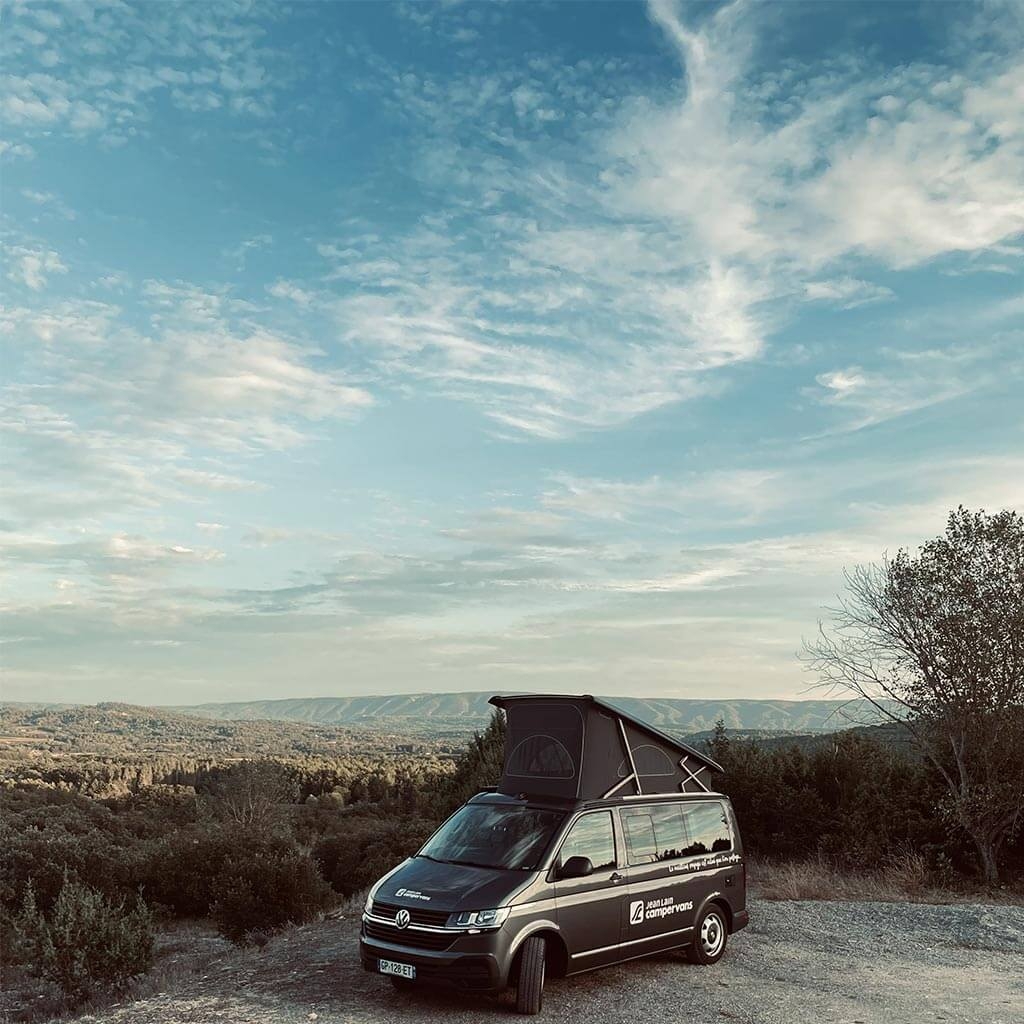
left=395, top=909, right=411, bottom=929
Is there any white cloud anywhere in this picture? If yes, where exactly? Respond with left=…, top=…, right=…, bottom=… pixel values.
left=0, top=281, right=375, bottom=548
left=1, top=2, right=286, bottom=148
left=313, top=1, right=1024, bottom=439
left=806, top=341, right=1013, bottom=433
left=267, top=280, right=315, bottom=307
left=816, top=368, right=867, bottom=395
left=804, top=278, right=894, bottom=308
left=543, top=469, right=784, bottom=523
left=4, top=288, right=374, bottom=452
left=5, top=245, right=68, bottom=291
left=612, top=2, right=1024, bottom=274
left=0, top=530, right=224, bottom=575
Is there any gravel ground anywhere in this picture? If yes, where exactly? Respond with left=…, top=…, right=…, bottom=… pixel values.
left=70, top=899, right=1023, bottom=1024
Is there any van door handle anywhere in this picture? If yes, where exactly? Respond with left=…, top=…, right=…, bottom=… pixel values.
left=610, top=872, right=625, bottom=884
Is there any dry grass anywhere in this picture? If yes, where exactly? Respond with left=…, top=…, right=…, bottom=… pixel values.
left=748, top=853, right=1023, bottom=905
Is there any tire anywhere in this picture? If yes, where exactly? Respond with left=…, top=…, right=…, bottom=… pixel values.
left=686, top=904, right=728, bottom=965
left=515, top=935, right=546, bottom=1015
left=389, top=975, right=415, bottom=992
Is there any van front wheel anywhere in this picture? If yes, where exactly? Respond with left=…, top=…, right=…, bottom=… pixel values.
left=686, top=905, right=728, bottom=965
left=515, top=935, right=546, bottom=1015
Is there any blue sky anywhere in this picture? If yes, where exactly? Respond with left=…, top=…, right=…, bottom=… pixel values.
left=2, top=0, right=1022, bottom=705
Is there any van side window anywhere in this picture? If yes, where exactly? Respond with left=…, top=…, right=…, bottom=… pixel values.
left=558, top=812, right=616, bottom=872
left=622, top=804, right=687, bottom=864
left=623, top=812, right=658, bottom=864
left=679, top=802, right=732, bottom=856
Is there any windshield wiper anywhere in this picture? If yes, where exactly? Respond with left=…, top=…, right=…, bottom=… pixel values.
left=416, top=853, right=445, bottom=863
left=444, top=858, right=496, bottom=869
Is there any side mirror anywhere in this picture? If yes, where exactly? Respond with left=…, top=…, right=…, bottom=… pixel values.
left=559, top=855, right=594, bottom=879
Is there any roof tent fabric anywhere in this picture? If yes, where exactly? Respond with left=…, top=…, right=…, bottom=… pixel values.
left=489, top=695, right=722, bottom=800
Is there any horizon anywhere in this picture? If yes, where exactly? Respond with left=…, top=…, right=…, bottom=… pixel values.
left=3, top=0, right=1023, bottom=705
left=3, top=687, right=890, bottom=713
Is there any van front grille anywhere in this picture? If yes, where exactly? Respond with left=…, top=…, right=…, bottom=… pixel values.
left=363, top=920, right=456, bottom=951
left=372, top=900, right=451, bottom=928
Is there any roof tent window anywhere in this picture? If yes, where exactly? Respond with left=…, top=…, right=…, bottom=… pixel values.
left=508, top=734, right=575, bottom=779
left=503, top=702, right=584, bottom=787
left=616, top=743, right=675, bottom=779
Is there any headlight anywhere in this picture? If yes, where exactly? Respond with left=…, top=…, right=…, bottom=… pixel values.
left=364, top=891, right=374, bottom=915
left=452, top=908, right=510, bottom=929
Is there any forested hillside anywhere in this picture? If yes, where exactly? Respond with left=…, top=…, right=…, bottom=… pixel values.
left=0, top=702, right=458, bottom=799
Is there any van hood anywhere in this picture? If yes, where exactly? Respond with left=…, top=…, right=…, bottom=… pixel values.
left=375, top=856, right=532, bottom=913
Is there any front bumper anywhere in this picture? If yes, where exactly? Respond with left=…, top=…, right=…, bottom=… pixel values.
left=360, top=922, right=505, bottom=993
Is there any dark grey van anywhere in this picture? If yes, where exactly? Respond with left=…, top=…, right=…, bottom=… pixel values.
left=360, top=695, right=748, bottom=1015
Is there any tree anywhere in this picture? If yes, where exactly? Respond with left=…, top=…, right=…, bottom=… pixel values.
left=707, top=718, right=731, bottom=765
left=206, top=761, right=298, bottom=831
left=427, top=710, right=506, bottom=817
left=13, top=876, right=153, bottom=1004
left=804, top=507, right=1024, bottom=884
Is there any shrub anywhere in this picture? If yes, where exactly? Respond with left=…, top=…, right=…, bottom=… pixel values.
left=12, top=877, right=154, bottom=1005
left=209, top=845, right=334, bottom=943
left=314, top=816, right=436, bottom=897
left=137, top=824, right=249, bottom=918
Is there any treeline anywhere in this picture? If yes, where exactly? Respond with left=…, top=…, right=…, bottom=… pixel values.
left=5, top=749, right=455, bottom=801
left=708, top=724, right=1024, bottom=882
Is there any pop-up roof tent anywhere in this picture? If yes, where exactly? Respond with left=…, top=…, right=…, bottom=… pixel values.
left=488, top=694, right=722, bottom=801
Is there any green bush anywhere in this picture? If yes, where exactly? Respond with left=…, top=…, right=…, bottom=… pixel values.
left=314, top=816, right=436, bottom=897
left=13, top=877, right=153, bottom=1005
left=137, top=824, right=251, bottom=918
left=210, top=845, right=334, bottom=943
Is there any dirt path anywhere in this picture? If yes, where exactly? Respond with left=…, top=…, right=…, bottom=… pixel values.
left=72, top=899, right=1024, bottom=1024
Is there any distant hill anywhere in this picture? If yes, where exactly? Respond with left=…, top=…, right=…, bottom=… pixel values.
left=0, top=701, right=456, bottom=763
left=747, top=720, right=919, bottom=757
left=173, top=692, right=888, bottom=735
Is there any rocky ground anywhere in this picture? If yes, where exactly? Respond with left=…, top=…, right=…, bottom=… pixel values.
left=64, top=899, right=1024, bottom=1024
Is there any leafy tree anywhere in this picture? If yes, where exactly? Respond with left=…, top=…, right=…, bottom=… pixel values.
left=804, top=507, right=1024, bottom=883
left=204, top=760, right=298, bottom=831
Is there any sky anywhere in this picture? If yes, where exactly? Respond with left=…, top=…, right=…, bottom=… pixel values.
left=1, top=0, right=1022, bottom=707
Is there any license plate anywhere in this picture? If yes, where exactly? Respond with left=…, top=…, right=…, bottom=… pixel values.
left=379, top=959, right=416, bottom=980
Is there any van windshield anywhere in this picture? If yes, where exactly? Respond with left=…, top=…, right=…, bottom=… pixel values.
left=419, top=804, right=565, bottom=871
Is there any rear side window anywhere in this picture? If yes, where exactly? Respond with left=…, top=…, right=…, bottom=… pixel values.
left=621, top=801, right=732, bottom=865
left=622, top=804, right=687, bottom=864
left=558, top=811, right=616, bottom=872
left=622, top=812, right=657, bottom=864
left=680, top=801, right=732, bottom=856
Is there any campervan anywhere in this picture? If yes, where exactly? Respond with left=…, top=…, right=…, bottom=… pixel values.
left=359, top=694, right=748, bottom=1015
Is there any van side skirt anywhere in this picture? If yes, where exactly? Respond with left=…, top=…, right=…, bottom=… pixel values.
left=569, top=923, right=694, bottom=962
